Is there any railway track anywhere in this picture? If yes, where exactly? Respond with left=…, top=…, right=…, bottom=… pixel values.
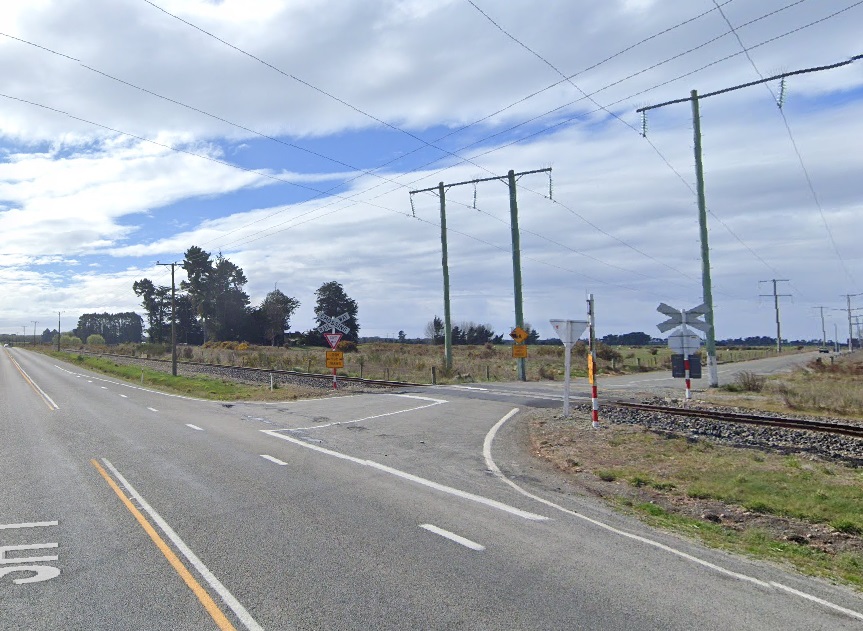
left=58, top=350, right=863, bottom=439
left=609, top=401, right=863, bottom=439
left=62, top=349, right=423, bottom=388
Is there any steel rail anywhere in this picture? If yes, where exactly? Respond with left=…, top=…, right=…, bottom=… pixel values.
left=609, top=401, right=863, bottom=439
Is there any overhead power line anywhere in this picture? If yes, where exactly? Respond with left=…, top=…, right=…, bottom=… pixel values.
left=710, top=0, right=858, bottom=289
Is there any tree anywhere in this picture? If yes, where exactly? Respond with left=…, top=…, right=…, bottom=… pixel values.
left=133, top=279, right=170, bottom=342
left=523, top=322, right=541, bottom=344
left=86, top=334, right=106, bottom=345
left=76, top=312, right=144, bottom=344
left=314, top=281, right=359, bottom=342
left=425, top=316, right=444, bottom=345
left=260, top=289, right=300, bottom=346
left=180, top=247, right=251, bottom=342
left=398, top=330, right=406, bottom=342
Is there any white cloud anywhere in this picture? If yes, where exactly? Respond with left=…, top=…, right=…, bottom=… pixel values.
left=1, top=0, right=861, bottom=342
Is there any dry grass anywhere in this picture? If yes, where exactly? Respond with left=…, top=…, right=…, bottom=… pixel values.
left=121, top=342, right=797, bottom=385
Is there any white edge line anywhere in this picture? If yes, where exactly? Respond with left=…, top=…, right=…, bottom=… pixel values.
left=100, top=458, right=263, bottom=631
left=186, top=424, right=204, bottom=431
left=482, top=409, right=863, bottom=623
left=261, top=429, right=546, bottom=521
left=0, top=521, right=59, bottom=530
left=292, top=397, right=447, bottom=431
left=260, top=454, right=288, bottom=466
left=420, top=524, right=484, bottom=551
left=8, top=354, right=60, bottom=409
left=147, top=407, right=159, bottom=412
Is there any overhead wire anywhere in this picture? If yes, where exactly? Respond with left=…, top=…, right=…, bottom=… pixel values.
left=5, top=3, right=847, bottom=297
left=464, top=0, right=839, bottom=285
left=710, top=0, right=858, bottom=291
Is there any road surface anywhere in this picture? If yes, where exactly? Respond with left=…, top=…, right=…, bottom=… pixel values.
left=2, top=347, right=861, bottom=629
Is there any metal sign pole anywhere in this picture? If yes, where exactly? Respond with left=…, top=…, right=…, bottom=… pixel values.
left=563, top=323, right=572, bottom=417
left=549, top=318, right=589, bottom=422
left=331, top=325, right=337, bottom=389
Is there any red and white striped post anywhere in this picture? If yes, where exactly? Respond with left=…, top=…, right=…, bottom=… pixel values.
left=683, top=356, right=691, bottom=400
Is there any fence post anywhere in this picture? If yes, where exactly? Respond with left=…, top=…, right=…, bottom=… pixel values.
left=486, top=365, right=490, bottom=381
left=432, top=366, right=437, bottom=385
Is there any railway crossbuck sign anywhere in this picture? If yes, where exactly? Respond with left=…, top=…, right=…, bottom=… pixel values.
left=656, top=302, right=710, bottom=333
left=318, top=313, right=351, bottom=389
left=657, top=303, right=705, bottom=397
left=317, top=312, right=350, bottom=335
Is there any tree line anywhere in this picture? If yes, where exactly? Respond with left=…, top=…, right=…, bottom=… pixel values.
left=133, top=246, right=358, bottom=346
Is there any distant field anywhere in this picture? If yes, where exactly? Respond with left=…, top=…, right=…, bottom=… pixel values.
left=36, top=340, right=806, bottom=385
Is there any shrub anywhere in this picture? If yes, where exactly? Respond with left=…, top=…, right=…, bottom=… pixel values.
left=86, top=334, right=106, bottom=345
left=735, top=370, right=766, bottom=392
left=181, top=346, right=194, bottom=360
left=337, top=340, right=358, bottom=353
left=596, top=343, right=622, bottom=362
left=538, top=365, right=556, bottom=380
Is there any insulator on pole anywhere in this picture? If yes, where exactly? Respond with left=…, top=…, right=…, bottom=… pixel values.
left=472, top=182, right=477, bottom=209
left=548, top=172, right=553, bottom=200
left=640, top=110, right=648, bottom=137
left=777, top=77, right=787, bottom=109
left=409, top=194, right=416, bottom=217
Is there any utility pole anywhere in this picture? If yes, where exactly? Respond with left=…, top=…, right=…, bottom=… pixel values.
left=410, top=167, right=552, bottom=382
left=31, top=321, right=38, bottom=346
left=759, top=279, right=791, bottom=353
left=637, top=56, right=862, bottom=387
left=813, top=306, right=827, bottom=347
left=57, top=311, right=62, bottom=352
left=841, top=293, right=862, bottom=352
left=157, top=261, right=178, bottom=376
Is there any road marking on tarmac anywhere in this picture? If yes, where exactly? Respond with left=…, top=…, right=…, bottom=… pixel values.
left=186, top=424, right=204, bottom=431
left=4, top=351, right=59, bottom=410
left=93, top=459, right=263, bottom=631
left=291, top=393, right=447, bottom=431
left=262, top=428, right=547, bottom=521
left=420, top=524, right=484, bottom=551
left=482, top=409, right=863, bottom=623
left=260, top=455, right=288, bottom=466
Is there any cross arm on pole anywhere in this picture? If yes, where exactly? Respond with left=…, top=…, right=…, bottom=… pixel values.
left=637, top=54, right=862, bottom=113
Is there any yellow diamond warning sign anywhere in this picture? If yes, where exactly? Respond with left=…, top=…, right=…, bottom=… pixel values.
left=510, top=326, right=529, bottom=344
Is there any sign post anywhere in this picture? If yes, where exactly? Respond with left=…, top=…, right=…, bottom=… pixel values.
left=549, top=319, right=589, bottom=418
left=657, top=303, right=706, bottom=399
left=317, top=313, right=350, bottom=389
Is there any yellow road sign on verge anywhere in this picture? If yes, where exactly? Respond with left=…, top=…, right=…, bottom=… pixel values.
left=512, top=344, right=528, bottom=358
left=510, top=327, right=529, bottom=344
left=326, top=351, right=344, bottom=369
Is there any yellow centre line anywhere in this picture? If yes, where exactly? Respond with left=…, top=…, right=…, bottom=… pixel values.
left=91, top=459, right=236, bottom=631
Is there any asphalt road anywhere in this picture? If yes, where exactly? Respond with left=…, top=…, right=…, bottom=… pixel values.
left=2, top=347, right=862, bottom=630
left=432, top=350, right=825, bottom=407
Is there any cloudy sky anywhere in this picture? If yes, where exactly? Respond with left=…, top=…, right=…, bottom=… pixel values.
left=1, top=0, right=861, bottom=344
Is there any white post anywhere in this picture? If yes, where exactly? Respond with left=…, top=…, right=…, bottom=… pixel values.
left=563, top=341, right=572, bottom=417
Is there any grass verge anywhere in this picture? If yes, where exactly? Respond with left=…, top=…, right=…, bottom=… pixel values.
left=529, top=411, right=863, bottom=589
left=46, top=351, right=324, bottom=401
